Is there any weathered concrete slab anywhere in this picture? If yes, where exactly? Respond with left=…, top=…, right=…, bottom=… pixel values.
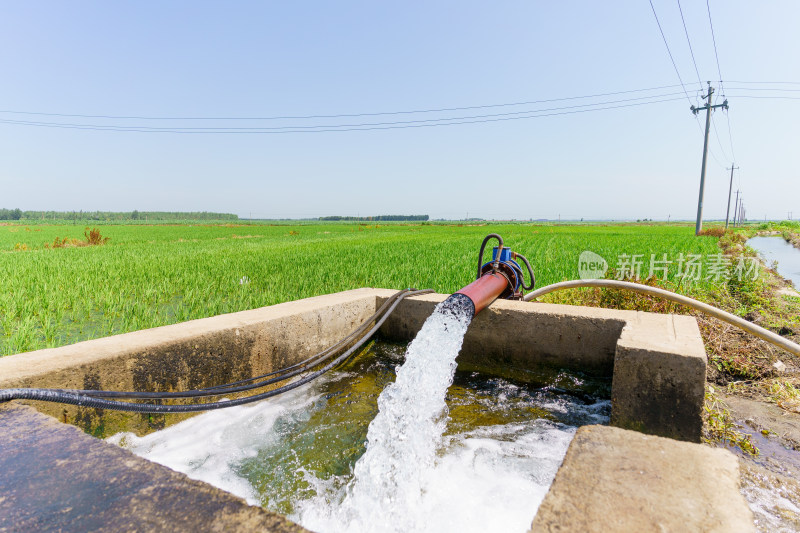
left=0, top=403, right=308, bottom=533
left=530, top=425, right=755, bottom=533
left=611, top=312, right=707, bottom=442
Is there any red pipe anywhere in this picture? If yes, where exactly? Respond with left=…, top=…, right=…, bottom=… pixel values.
left=455, top=272, right=509, bottom=315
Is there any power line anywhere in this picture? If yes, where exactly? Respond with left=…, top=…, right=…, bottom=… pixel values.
left=725, top=87, right=800, bottom=92
left=723, top=109, right=736, bottom=162
left=706, top=0, right=724, bottom=85
left=0, top=93, right=684, bottom=132
left=726, top=80, right=800, bottom=85
left=705, top=0, right=736, bottom=164
left=677, top=0, right=703, bottom=89
left=649, top=0, right=694, bottom=105
left=711, top=111, right=730, bottom=160
left=0, top=84, right=684, bottom=122
left=0, top=96, right=687, bottom=134
left=723, top=94, right=800, bottom=100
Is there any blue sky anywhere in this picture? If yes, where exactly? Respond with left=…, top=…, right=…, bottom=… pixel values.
left=1, top=1, right=798, bottom=220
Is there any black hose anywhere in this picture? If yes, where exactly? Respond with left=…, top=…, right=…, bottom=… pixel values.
left=82, top=288, right=413, bottom=400
left=0, top=289, right=432, bottom=413
left=514, top=252, right=536, bottom=291
left=476, top=233, right=503, bottom=280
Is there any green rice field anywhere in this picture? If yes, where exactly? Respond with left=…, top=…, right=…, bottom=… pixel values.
left=0, top=222, right=722, bottom=355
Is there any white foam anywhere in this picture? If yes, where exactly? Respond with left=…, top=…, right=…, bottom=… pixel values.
left=107, top=389, right=319, bottom=505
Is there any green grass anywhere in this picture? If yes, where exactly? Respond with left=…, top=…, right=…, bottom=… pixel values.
left=0, top=222, right=722, bottom=355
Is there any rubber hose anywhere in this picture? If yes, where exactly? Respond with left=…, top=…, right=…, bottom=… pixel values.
left=523, top=279, right=800, bottom=356
left=476, top=234, right=503, bottom=280
left=514, top=252, right=536, bottom=291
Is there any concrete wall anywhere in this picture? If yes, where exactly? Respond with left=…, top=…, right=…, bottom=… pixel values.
left=378, top=293, right=625, bottom=375
left=0, top=288, right=379, bottom=436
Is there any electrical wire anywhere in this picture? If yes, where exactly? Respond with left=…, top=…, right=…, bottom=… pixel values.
left=0, top=84, right=685, bottom=122
left=0, top=92, right=684, bottom=132
left=723, top=95, right=800, bottom=101
left=677, top=0, right=703, bottom=90
left=711, top=113, right=730, bottom=161
left=704, top=0, right=737, bottom=164
left=649, top=0, right=695, bottom=106
left=725, top=87, right=800, bottom=92
left=726, top=80, right=800, bottom=85
left=0, top=96, right=686, bottom=134
left=706, top=0, right=724, bottom=88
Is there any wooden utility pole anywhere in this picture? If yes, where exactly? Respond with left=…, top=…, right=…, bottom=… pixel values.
left=691, top=82, right=729, bottom=235
left=724, top=164, right=739, bottom=229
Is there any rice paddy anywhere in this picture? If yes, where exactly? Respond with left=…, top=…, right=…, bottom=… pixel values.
left=0, top=222, right=722, bottom=355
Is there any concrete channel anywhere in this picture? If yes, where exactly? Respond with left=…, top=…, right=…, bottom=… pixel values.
left=0, top=288, right=753, bottom=531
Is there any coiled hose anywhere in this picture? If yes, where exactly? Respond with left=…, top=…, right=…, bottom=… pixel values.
left=523, top=279, right=800, bottom=356
left=0, top=288, right=432, bottom=413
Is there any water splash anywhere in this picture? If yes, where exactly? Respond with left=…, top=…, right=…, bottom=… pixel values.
left=312, top=296, right=474, bottom=532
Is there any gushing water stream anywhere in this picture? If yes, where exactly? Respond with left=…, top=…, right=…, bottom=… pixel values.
left=306, top=296, right=474, bottom=532
left=109, top=297, right=610, bottom=533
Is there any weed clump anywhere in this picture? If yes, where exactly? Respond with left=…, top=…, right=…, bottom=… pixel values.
left=46, top=228, right=110, bottom=249
left=703, top=385, right=759, bottom=456
left=698, top=227, right=727, bottom=238
left=84, top=227, right=109, bottom=245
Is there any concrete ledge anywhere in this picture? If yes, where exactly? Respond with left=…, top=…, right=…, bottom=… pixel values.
left=611, top=312, right=707, bottom=442
left=0, top=403, right=308, bottom=533
left=0, top=288, right=387, bottom=436
left=379, top=293, right=626, bottom=375
left=530, top=425, right=755, bottom=533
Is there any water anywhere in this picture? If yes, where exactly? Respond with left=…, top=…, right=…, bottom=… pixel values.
left=740, top=462, right=800, bottom=532
left=748, top=236, right=800, bottom=287
left=108, top=298, right=610, bottom=533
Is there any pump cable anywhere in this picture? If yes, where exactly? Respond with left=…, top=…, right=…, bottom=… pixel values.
left=0, top=288, right=433, bottom=413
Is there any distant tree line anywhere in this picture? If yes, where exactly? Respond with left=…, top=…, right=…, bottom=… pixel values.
left=3, top=210, right=238, bottom=221
left=319, top=215, right=429, bottom=221
left=0, top=208, right=23, bottom=220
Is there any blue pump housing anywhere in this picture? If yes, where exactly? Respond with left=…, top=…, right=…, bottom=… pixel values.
left=480, top=246, right=524, bottom=293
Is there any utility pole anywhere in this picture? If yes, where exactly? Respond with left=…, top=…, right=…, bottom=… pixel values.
left=732, top=190, right=740, bottom=227
left=724, top=164, right=739, bottom=229
left=691, top=82, right=729, bottom=235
